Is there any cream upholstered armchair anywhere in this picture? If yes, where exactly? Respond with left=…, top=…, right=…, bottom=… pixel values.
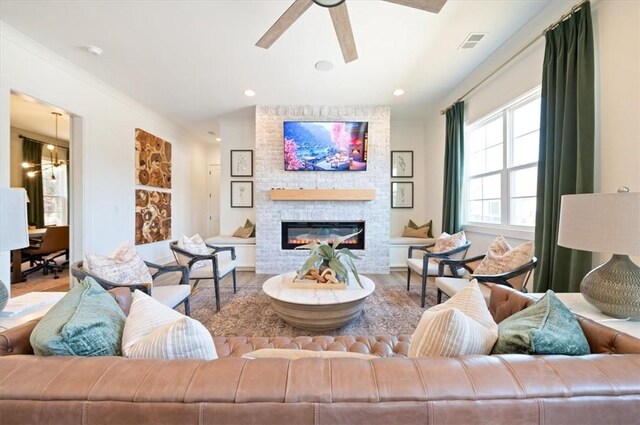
left=71, top=261, right=191, bottom=316
left=406, top=241, right=471, bottom=307
left=169, top=241, right=237, bottom=311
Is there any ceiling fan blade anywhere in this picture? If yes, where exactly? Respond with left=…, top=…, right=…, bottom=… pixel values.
left=329, top=2, right=358, bottom=63
left=256, top=0, right=314, bottom=49
left=383, top=0, right=447, bottom=13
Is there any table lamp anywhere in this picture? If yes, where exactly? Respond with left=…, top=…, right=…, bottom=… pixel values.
left=0, top=188, right=29, bottom=311
left=557, top=188, right=640, bottom=319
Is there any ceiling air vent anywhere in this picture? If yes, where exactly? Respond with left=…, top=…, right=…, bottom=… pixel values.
left=459, top=33, right=486, bottom=50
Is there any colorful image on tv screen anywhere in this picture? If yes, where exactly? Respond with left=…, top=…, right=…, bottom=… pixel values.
left=283, top=121, right=368, bottom=171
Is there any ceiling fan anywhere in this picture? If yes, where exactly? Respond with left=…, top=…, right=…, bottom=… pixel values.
left=256, top=0, right=448, bottom=63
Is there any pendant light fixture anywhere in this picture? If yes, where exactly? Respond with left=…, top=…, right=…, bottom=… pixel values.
left=22, top=111, right=66, bottom=179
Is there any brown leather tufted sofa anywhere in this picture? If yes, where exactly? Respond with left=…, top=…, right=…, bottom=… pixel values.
left=1, top=286, right=639, bottom=425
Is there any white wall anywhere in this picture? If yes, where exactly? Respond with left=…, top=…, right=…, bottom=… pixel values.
left=423, top=0, right=640, bottom=260
left=389, top=121, right=430, bottom=236
left=218, top=119, right=255, bottom=235
left=0, top=22, right=209, bottom=291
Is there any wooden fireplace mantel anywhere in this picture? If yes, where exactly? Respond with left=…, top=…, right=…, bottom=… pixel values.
left=269, top=189, right=376, bottom=201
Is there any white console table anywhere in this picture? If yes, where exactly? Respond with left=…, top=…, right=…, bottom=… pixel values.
left=530, top=292, right=640, bottom=339
left=0, top=292, right=65, bottom=331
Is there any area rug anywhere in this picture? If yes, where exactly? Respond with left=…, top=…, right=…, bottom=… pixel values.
left=187, top=275, right=437, bottom=337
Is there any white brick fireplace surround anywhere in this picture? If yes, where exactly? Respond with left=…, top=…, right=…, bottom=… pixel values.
left=255, top=105, right=391, bottom=274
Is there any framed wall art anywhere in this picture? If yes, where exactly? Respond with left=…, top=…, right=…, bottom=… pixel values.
left=231, top=181, right=253, bottom=208
left=231, top=150, right=253, bottom=177
left=135, top=189, right=171, bottom=245
left=391, top=150, right=413, bottom=178
left=135, top=128, right=172, bottom=188
left=391, top=182, right=414, bottom=209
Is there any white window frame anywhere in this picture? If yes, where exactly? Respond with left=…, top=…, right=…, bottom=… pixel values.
left=41, top=156, right=69, bottom=226
left=462, top=87, right=541, bottom=238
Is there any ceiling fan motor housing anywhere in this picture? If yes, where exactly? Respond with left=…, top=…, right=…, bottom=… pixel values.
left=312, top=0, right=346, bottom=8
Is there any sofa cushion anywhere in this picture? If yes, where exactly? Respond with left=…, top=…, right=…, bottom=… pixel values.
left=232, top=225, right=253, bottom=238
left=409, top=280, right=498, bottom=357
left=122, top=290, right=216, bottom=360
left=85, top=241, right=153, bottom=286
left=408, top=219, right=434, bottom=238
left=243, top=348, right=376, bottom=360
left=406, top=258, right=463, bottom=277
left=473, top=236, right=534, bottom=291
left=390, top=236, right=435, bottom=245
left=177, top=234, right=211, bottom=270
left=431, top=231, right=466, bottom=263
left=206, top=235, right=256, bottom=245
left=402, top=225, right=428, bottom=238
left=245, top=218, right=256, bottom=237
left=30, top=278, right=126, bottom=356
left=492, top=290, right=590, bottom=355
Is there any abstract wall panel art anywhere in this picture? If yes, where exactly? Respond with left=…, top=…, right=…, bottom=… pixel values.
left=135, top=189, right=171, bottom=245
left=135, top=128, right=172, bottom=188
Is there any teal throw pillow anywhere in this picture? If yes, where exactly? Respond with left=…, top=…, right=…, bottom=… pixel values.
left=491, top=290, right=590, bottom=356
left=30, top=277, right=127, bottom=356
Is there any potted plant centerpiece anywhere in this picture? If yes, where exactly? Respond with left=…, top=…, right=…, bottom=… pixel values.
left=295, top=231, right=363, bottom=288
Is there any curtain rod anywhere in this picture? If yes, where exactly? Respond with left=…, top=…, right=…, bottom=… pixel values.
left=440, top=0, right=589, bottom=115
left=18, top=134, right=69, bottom=150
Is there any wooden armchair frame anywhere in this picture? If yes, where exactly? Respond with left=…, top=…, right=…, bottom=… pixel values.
left=406, top=241, right=472, bottom=307
left=169, top=241, right=237, bottom=311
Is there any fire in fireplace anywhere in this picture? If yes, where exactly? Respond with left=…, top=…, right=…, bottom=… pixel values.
left=281, top=221, right=365, bottom=250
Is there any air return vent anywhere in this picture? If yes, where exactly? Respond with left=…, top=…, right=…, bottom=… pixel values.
left=459, top=33, right=486, bottom=50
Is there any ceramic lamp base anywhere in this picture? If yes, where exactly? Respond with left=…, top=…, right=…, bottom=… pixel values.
left=0, top=280, right=8, bottom=312
left=580, top=254, right=640, bottom=320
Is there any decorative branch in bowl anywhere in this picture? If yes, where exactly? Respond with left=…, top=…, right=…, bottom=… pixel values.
left=295, top=231, right=363, bottom=288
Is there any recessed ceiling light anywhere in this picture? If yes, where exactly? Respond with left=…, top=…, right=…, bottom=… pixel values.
left=315, top=60, right=333, bottom=71
left=216, top=137, right=222, bottom=142
left=393, top=89, right=405, bottom=96
left=85, top=45, right=103, bottom=56
left=243, top=89, right=256, bottom=97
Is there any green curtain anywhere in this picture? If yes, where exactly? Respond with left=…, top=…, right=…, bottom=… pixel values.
left=534, top=2, right=595, bottom=293
left=441, top=101, right=465, bottom=234
left=22, top=138, right=45, bottom=228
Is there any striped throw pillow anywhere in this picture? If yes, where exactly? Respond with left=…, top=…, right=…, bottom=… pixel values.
left=122, top=290, right=216, bottom=360
left=409, top=279, right=498, bottom=357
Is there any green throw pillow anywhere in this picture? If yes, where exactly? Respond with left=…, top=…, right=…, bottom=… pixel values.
left=30, top=277, right=127, bottom=356
left=491, top=290, right=590, bottom=356
left=244, top=219, right=256, bottom=237
left=408, top=219, right=433, bottom=238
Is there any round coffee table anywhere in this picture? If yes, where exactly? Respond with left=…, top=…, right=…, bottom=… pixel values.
left=262, top=272, right=376, bottom=331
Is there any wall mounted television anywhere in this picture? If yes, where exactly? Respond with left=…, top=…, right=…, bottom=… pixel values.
left=283, top=121, right=368, bottom=171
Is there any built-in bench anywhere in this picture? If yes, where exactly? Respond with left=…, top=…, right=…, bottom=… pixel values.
left=205, top=235, right=255, bottom=270
left=389, top=236, right=435, bottom=269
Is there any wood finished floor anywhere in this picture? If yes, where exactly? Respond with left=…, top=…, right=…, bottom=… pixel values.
left=11, top=270, right=422, bottom=297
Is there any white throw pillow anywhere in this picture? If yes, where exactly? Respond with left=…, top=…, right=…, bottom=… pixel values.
left=85, top=241, right=153, bottom=286
left=473, top=237, right=534, bottom=291
left=242, top=349, right=376, bottom=360
left=176, top=234, right=212, bottom=270
left=122, top=290, right=216, bottom=360
left=409, top=279, right=498, bottom=357
left=430, top=231, right=466, bottom=263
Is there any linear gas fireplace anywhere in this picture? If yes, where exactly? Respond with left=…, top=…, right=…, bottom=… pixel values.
left=282, top=221, right=365, bottom=250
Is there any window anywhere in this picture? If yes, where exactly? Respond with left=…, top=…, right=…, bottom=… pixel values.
left=42, top=155, right=68, bottom=226
left=464, top=89, right=541, bottom=228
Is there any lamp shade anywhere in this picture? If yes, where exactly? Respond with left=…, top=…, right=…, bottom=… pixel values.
left=0, top=187, right=29, bottom=251
left=557, top=191, right=640, bottom=256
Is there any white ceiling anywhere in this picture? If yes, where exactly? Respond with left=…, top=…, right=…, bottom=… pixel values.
left=10, top=94, right=71, bottom=141
left=1, top=0, right=551, bottom=138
